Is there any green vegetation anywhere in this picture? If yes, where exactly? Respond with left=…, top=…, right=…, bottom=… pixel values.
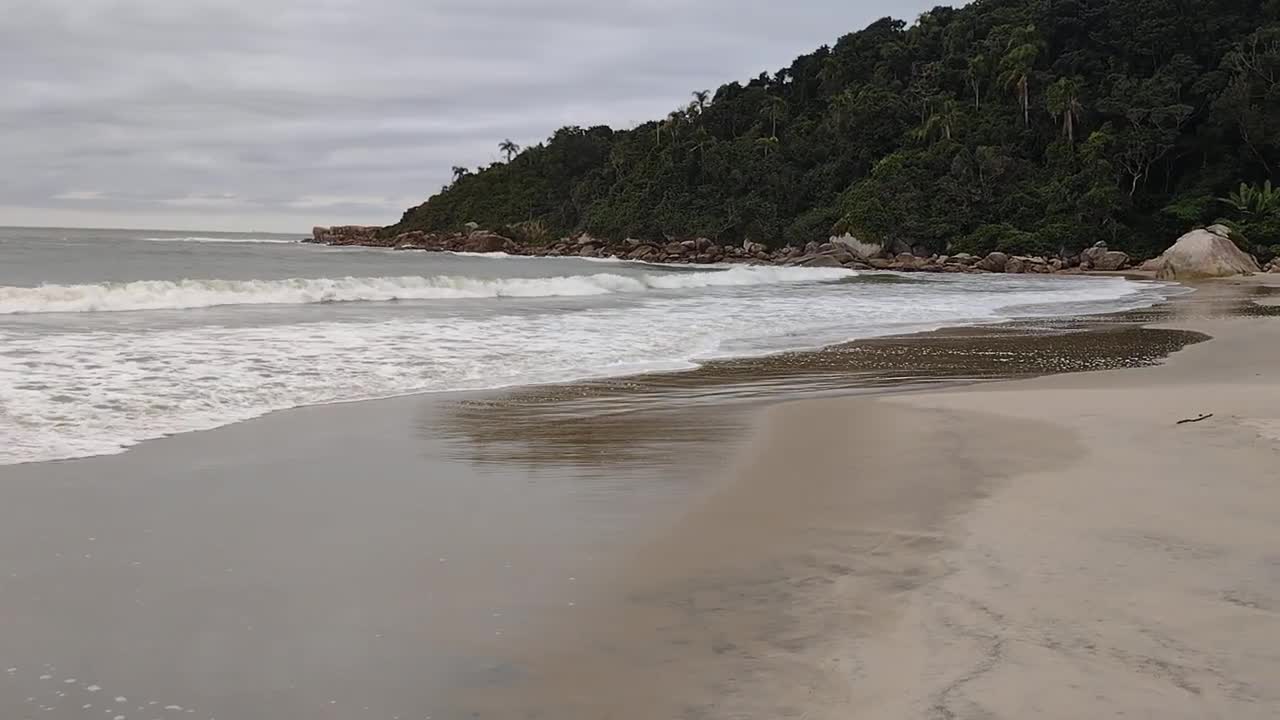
left=390, top=0, right=1280, bottom=259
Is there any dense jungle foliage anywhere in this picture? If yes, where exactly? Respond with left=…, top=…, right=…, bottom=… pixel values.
left=390, top=0, right=1280, bottom=260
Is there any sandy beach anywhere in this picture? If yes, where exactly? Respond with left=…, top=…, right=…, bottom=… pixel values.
left=1, top=275, right=1276, bottom=719
left=439, top=275, right=1280, bottom=719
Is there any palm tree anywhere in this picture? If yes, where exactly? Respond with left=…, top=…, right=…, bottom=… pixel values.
left=759, top=96, right=787, bottom=138
left=1046, top=76, right=1085, bottom=146
left=499, top=139, right=520, bottom=162
left=691, top=89, right=710, bottom=113
left=756, top=135, right=780, bottom=157
left=967, top=53, right=993, bottom=110
left=692, top=126, right=713, bottom=164
left=914, top=98, right=962, bottom=143
left=451, top=166, right=469, bottom=182
left=663, top=111, right=683, bottom=146
left=999, top=25, right=1043, bottom=128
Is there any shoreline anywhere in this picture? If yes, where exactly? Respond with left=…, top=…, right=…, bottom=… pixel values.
left=0, top=277, right=1275, bottom=719
left=2, top=269, right=1188, bottom=469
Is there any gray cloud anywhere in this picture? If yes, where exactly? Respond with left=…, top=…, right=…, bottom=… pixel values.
left=1, top=0, right=942, bottom=233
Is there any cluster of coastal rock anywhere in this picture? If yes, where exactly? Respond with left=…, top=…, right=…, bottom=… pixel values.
left=310, top=223, right=1276, bottom=279
left=308, top=225, right=1138, bottom=275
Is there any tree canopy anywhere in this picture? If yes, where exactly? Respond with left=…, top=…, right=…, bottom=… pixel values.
left=389, top=0, right=1280, bottom=259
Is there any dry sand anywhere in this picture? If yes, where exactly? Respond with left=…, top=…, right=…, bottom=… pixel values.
left=709, top=275, right=1280, bottom=719
left=847, top=276, right=1280, bottom=719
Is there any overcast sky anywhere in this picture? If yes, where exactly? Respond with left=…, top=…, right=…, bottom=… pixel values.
left=2, top=0, right=943, bottom=233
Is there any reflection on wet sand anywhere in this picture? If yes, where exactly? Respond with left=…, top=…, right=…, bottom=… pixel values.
left=437, top=318, right=1207, bottom=470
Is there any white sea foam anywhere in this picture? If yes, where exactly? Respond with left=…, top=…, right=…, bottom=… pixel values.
left=0, top=266, right=852, bottom=314
left=141, top=236, right=298, bottom=244
left=0, top=272, right=1174, bottom=466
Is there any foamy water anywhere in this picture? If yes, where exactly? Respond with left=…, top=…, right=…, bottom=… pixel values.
left=0, top=226, right=1178, bottom=465
left=0, top=266, right=850, bottom=314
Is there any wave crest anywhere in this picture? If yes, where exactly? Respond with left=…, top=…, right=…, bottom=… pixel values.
left=0, top=266, right=851, bottom=314
left=141, top=236, right=298, bottom=244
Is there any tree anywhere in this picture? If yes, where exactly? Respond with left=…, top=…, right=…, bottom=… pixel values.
left=760, top=96, right=787, bottom=137
left=388, top=1, right=1277, bottom=260
left=998, top=25, right=1043, bottom=127
left=967, top=53, right=993, bottom=110
left=1046, top=77, right=1085, bottom=146
left=451, top=166, right=469, bottom=182
left=1220, top=180, right=1280, bottom=218
left=499, top=139, right=520, bottom=162
left=692, top=126, right=713, bottom=162
left=914, top=98, right=962, bottom=142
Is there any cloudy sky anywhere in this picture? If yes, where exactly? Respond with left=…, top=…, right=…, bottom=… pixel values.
left=2, top=0, right=942, bottom=233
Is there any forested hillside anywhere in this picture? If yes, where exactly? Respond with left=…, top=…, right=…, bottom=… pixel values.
left=390, top=0, right=1280, bottom=260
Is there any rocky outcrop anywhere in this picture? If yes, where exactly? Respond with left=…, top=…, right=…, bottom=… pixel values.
left=307, top=225, right=1166, bottom=276
left=828, top=234, right=883, bottom=260
left=1147, top=225, right=1261, bottom=280
left=311, top=225, right=384, bottom=246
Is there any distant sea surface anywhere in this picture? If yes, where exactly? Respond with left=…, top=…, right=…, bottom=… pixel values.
left=0, top=226, right=1177, bottom=465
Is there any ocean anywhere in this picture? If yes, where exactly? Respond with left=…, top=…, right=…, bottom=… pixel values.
left=0, top=226, right=1177, bottom=466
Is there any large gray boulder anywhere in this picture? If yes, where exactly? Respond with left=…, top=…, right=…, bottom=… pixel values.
left=829, top=233, right=884, bottom=260
left=1150, top=225, right=1260, bottom=280
left=1080, top=241, right=1111, bottom=269
left=1092, top=251, right=1131, bottom=271
left=977, top=252, right=1009, bottom=272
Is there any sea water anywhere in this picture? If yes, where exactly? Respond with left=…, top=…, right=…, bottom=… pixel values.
left=0, top=226, right=1176, bottom=465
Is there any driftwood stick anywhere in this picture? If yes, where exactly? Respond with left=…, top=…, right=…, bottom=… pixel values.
left=1176, top=413, right=1214, bottom=425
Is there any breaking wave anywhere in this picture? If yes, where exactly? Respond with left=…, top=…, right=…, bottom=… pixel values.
left=0, top=266, right=853, bottom=314
left=141, top=236, right=298, bottom=244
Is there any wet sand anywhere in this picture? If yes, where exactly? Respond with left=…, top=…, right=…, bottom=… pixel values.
left=0, top=278, right=1274, bottom=719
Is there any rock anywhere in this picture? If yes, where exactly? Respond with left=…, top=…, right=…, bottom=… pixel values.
left=626, top=246, right=658, bottom=261
left=829, top=234, right=884, bottom=260
left=575, top=233, right=603, bottom=247
left=1149, top=226, right=1261, bottom=280
left=664, top=241, right=687, bottom=255
left=744, top=240, right=769, bottom=256
left=790, top=254, right=845, bottom=268
left=1004, top=256, right=1028, bottom=274
left=1091, top=251, right=1131, bottom=271
left=977, top=252, right=1009, bottom=273
left=1080, top=241, right=1113, bottom=269
left=464, top=231, right=514, bottom=253
left=867, top=258, right=895, bottom=270
left=311, top=225, right=383, bottom=246
left=392, top=231, right=430, bottom=249
left=951, top=253, right=979, bottom=266
left=1049, top=258, right=1064, bottom=272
